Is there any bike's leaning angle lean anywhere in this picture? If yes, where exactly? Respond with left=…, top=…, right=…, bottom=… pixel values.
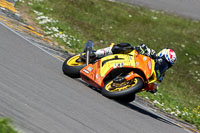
left=62, top=40, right=158, bottom=103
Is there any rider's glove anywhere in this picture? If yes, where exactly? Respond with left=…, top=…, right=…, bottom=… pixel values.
left=135, top=44, right=148, bottom=55
left=136, top=44, right=157, bottom=59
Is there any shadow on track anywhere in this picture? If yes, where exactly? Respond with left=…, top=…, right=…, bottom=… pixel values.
left=121, top=102, right=179, bottom=127
left=75, top=78, right=180, bottom=128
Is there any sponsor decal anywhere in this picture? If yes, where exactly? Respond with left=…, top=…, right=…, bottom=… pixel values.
left=83, top=69, right=89, bottom=74
left=143, top=56, right=147, bottom=61
left=96, top=74, right=101, bottom=84
left=113, top=63, right=117, bottom=68
left=96, top=73, right=99, bottom=79
left=87, top=66, right=93, bottom=72
left=118, top=63, right=124, bottom=67
left=113, top=63, right=124, bottom=68
left=148, top=61, right=151, bottom=70
left=129, top=56, right=132, bottom=60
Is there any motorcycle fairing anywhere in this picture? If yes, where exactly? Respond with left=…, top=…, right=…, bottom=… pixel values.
left=133, top=51, right=153, bottom=80
left=80, top=50, right=156, bottom=89
left=80, top=60, right=104, bottom=88
left=100, top=54, right=135, bottom=77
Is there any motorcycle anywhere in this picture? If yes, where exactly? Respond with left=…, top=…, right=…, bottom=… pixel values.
left=62, top=40, right=158, bottom=103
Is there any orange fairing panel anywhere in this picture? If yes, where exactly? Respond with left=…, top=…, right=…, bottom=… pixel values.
left=80, top=60, right=104, bottom=88
left=134, top=53, right=152, bottom=80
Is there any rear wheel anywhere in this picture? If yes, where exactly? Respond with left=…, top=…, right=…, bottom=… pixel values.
left=62, top=54, right=86, bottom=78
left=101, top=77, right=144, bottom=102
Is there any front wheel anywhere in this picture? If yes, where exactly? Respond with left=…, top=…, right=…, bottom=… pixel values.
left=101, top=78, right=144, bottom=102
left=62, top=54, right=86, bottom=78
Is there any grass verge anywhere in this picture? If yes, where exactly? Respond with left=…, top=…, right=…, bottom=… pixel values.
left=0, top=118, right=18, bottom=133
left=16, top=0, right=200, bottom=130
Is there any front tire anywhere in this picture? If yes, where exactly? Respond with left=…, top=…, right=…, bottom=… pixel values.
left=101, top=78, right=144, bottom=102
left=62, top=54, right=86, bottom=78
left=116, top=94, right=136, bottom=103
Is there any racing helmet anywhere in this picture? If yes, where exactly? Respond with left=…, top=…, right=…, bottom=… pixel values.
left=157, top=49, right=177, bottom=66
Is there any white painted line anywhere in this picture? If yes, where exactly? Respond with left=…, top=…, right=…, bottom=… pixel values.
left=0, top=21, right=64, bottom=62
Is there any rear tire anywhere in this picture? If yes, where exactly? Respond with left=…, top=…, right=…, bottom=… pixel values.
left=101, top=78, right=144, bottom=102
left=62, top=54, right=86, bottom=78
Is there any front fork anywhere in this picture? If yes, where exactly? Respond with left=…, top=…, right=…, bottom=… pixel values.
left=86, top=50, right=90, bottom=65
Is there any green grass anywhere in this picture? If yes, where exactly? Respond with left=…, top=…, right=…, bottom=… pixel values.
left=16, top=0, right=200, bottom=129
left=0, top=118, right=18, bottom=133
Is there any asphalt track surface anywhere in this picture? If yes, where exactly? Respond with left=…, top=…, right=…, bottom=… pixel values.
left=116, top=0, right=200, bottom=20
left=0, top=20, right=190, bottom=133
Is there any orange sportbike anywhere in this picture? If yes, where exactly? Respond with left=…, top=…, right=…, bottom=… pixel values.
left=62, top=41, right=158, bottom=103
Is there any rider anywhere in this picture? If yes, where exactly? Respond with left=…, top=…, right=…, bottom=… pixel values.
left=94, top=43, right=177, bottom=93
